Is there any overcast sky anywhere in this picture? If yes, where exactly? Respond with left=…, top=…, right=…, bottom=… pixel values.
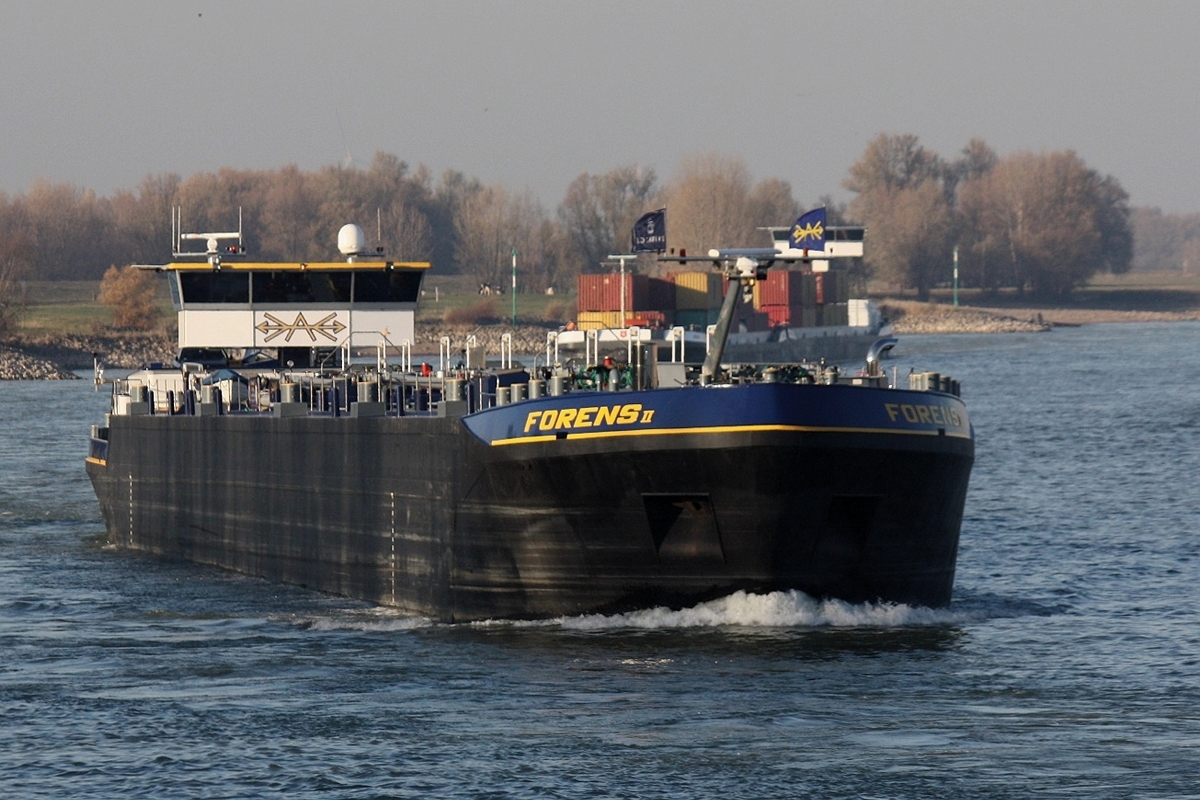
left=2, top=1, right=1197, bottom=214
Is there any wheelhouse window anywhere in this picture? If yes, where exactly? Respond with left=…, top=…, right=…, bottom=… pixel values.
left=353, top=270, right=422, bottom=303
left=252, top=271, right=352, bottom=303
left=179, top=272, right=250, bottom=304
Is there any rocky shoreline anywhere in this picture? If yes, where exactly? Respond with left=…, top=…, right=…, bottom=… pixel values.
left=0, top=332, right=175, bottom=381
left=882, top=302, right=1052, bottom=334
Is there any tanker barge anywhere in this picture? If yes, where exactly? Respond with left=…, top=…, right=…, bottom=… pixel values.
left=86, top=219, right=974, bottom=622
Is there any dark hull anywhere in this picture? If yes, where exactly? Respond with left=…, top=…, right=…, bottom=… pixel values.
left=87, top=384, right=973, bottom=621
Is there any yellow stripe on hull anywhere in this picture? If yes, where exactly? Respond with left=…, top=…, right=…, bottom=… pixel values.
left=490, top=423, right=967, bottom=447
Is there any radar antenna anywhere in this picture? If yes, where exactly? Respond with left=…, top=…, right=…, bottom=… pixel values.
left=172, top=207, right=244, bottom=267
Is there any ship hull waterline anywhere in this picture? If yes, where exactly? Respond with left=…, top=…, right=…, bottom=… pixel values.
left=86, top=383, right=974, bottom=622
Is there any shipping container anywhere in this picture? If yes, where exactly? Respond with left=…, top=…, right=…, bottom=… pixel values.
left=577, top=273, right=649, bottom=312
left=647, top=277, right=675, bottom=311
left=626, top=310, right=672, bottom=328
left=848, top=298, right=875, bottom=327
left=674, top=308, right=721, bottom=329
left=671, top=271, right=723, bottom=310
left=757, top=270, right=811, bottom=307
left=760, top=304, right=818, bottom=328
left=576, top=309, right=672, bottom=331
left=577, top=311, right=626, bottom=330
left=735, top=310, right=771, bottom=332
left=801, top=273, right=817, bottom=306
left=764, top=306, right=792, bottom=328
left=823, top=303, right=849, bottom=326
left=821, top=271, right=851, bottom=304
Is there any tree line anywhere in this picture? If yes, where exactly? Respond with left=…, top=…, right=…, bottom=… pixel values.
left=844, top=134, right=1134, bottom=299
left=1129, top=207, right=1200, bottom=272
left=0, top=135, right=1178, bottom=334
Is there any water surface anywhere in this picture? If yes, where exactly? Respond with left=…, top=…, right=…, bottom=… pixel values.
left=1, top=323, right=1198, bottom=798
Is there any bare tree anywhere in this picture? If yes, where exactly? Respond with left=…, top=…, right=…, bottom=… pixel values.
left=1180, top=237, right=1200, bottom=274
left=258, top=165, right=321, bottom=259
left=22, top=181, right=110, bottom=279
left=748, top=177, right=800, bottom=236
left=663, top=153, right=756, bottom=257
left=957, top=150, right=1131, bottom=296
left=843, top=133, right=943, bottom=196
left=0, top=196, right=33, bottom=334
left=557, top=165, right=657, bottom=275
left=454, top=184, right=507, bottom=288
left=108, top=173, right=180, bottom=265
left=861, top=180, right=956, bottom=300
left=385, top=203, right=435, bottom=261
left=845, top=135, right=955, bottom=299
left=1130, top=207, right=1200, bottom=271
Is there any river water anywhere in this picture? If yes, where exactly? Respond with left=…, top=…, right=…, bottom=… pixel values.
left=1, top=323, right=1198, bottom=798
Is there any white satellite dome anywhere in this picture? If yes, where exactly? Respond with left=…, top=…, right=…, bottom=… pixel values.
left=337, top=223, right=367, bottom=256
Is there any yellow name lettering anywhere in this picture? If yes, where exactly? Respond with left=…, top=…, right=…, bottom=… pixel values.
left=576, top=407, right=598, bottom=427
left=556, top=408, right=578, bottom=428
left=886, top=401, right=964, bottom=429
left=524, top=411, right=542, bottom=433
left=616, top=404, right=641, bottom=425
left=538, top=409, right=558, bottom=430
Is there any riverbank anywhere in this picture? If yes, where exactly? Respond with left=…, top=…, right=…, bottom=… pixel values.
left=882, top=302, right=1052, bottom=334
left=0, top=332, right=175, bottom=380
left=3, top=300, right=1198, bottom=379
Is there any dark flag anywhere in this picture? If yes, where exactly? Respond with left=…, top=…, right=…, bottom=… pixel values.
left=789, top=207, right=826, bottom=252
left=632, top=208, right=667, bottom=253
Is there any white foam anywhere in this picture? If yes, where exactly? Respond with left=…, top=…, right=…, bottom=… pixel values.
left=509, top=590, right=966, bottom=631
left=290, top=590, right=966, bottom=633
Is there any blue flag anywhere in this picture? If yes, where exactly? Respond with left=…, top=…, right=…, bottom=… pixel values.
left=789, top=207, right=826, bottom=251
left=632, top=209, right=667, bottom=253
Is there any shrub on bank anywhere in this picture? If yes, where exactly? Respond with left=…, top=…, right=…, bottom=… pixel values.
left=98, top=266, right=159, bottom=330
left=444, top=298, right=500, bottom=325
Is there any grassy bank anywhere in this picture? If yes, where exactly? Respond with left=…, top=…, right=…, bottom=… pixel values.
left=16, top=280, right=174, bottom=336
left=898, top=270, right=1200, bottom=317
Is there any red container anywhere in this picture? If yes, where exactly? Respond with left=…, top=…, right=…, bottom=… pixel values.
left=763, top=305, right=794, bottom=327
left=814, top=273, right=825, bottom=305
left=626, top=310, right=672, bottom=329
left=761, top=304, right=815, bottom=328
left=577, top=273, right=649, bottom=311
left=759, top=270, right=808, bottom=307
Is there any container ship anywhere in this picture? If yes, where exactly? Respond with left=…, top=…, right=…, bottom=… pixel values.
left=566, top=224, right=888, bottom=363
left=86, top=216, right=973, bottom=622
